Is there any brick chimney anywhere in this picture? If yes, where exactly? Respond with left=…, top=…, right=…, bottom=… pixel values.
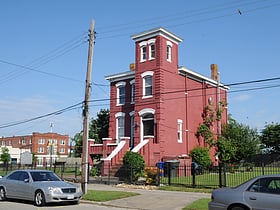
left=211, top=64, right=218, bottom=81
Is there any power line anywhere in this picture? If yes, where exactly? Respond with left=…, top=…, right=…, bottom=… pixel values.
left=1, top=75, right=278, bottom=129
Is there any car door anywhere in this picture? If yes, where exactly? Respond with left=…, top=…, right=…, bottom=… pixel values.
left=4, top=171, right=21, bottom=199
left=16, top=171, right=34, bottom=200
left=243, top=177, right=280, bottom=210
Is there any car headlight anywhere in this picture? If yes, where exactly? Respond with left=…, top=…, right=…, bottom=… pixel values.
left=48, top=187, right=63, bottom=194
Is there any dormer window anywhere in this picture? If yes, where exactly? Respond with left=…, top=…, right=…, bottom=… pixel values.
left=116, top=82, right=126, bottom=105
left=166, top=41, right=173, bottom=62
left=141, top=71, right=154, bottom=98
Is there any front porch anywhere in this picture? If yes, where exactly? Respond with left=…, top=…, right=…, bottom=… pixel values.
left=88, top=136, right=160, bottom=176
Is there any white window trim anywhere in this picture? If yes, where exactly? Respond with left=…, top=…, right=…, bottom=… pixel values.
left=130, top=79, right=135, bottom=104
left=115, top=112, right=125, bottom=143
left=115, top=82, right=126, bottom=106
left=167, top=40, right=173, bottom=62
left=138, top=108, right=155, bottom=142
left=177, top=119, right=183, bottom=143
left=139, top=41, right=147, bottom=62
left=148, top=39, right=156, bottom=60
left=141, top=71, right=154, bottom=99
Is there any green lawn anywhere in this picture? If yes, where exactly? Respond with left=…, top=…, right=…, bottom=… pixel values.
left=183, top=198, right=211, bottom=210
left=82, top=190, right=140, bottom=202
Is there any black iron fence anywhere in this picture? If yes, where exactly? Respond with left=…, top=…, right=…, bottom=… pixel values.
left=1, top=157, right=280, bottom=189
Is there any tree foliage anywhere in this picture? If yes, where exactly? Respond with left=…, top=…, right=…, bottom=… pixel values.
left=72, top=131, right=83, bottom=157
left=220, top=116, right=260, bottom=162
left=71, top=108, right=110, bottom=157
left=0, top=147, right=11, bottom=163
left=189, top=146, right=211, bottom=167
left=89, top=109, right=109, bottom=144
left=260, top=123, right=280, bottom=153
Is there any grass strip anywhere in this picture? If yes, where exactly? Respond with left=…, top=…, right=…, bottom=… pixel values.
left=82, top=190, right=140, bottom=202
left=182, top=198, right=211, bottom=210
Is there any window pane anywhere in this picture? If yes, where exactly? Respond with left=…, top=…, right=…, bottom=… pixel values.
left=117, top=117, right=125, bottom=141
left=150, top=44, right=155, bottom=59
left=131, top=83, right=135, bottom=103
left=142, top=46, right=147, bottom=60
left=143, top=113, right=154, bottom=136
left=145, top=76, right=152, bottom=96
left=119, top=86, right=125, bottom=104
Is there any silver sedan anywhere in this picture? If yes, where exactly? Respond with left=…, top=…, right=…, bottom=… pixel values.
left=209, top=174, right=280, bottom=210
left=0, top=169, right=83, bottom=206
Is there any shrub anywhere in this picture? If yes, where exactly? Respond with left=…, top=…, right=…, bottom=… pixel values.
left=123, top=151, right=145, bottom=183
left=189, top=146, right=211, bottom=167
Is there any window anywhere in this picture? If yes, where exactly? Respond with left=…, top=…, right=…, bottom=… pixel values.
left=166, top=41, right=173, bottom=62
left=139, top=41, right=147, bottom=62
left=249, top=177, right=280, bottom=194
left=60, top=139, right=65, bottom=145
left=60, top=148, right=65, bottom=153
left=148, top=39, right=156, bottom=60
left=115, top=112, right=125, bottom=143
left=130, top=80, right=135, bottom=104
left=144, top=76, right=152, bottom=96
left=150, top=44, right=155, bottom=59
left=142, top=113, right=154, bottom=136
left=130, top=111, right=135, bottom=148
left=37, top=157, right=43, bottom=166
left=177, top=119, right=183, bottom=143
left=38, top=138, right=45, bottom=144
left=22, top=139, right=26, bottom=145
left=141, top=71, right=154, bottom=98
left=116, top=82, right=126, bottom=105
left=38, top=147, right=44, bottom=153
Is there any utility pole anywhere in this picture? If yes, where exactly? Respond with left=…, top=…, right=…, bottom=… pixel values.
left=81, top=19, right=95, bottom=194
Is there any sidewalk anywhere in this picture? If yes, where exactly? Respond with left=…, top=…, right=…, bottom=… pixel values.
left=85, top=184, right=211, bottom=210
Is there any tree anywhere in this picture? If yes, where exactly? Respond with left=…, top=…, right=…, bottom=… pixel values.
left=1, top=147, right=11, bottom=169
left=221, top=116, right=260, bottom=162
left=260, top=122, right=280, bottom=153
left=71, top=109, right=110, bottom=158
left=89, top=109, right=109, bottom=144
left=71, top=131, right=83, bottom=157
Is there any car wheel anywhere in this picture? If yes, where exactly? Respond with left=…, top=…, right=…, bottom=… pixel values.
left=230, top=205, right=248, bottom=210
left=0, top=187, right=6, bottom=201
left=34, top=190, right=45, bottom=206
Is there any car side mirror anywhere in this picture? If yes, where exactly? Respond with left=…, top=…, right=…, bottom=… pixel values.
left=24, top=178, right=29, bottom=183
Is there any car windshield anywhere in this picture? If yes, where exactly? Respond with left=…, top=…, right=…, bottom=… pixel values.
left=30, top=171, right=61, bottom=182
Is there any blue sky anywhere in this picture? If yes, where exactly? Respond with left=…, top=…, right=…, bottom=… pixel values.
left=1, top=0, right=280, bottom=138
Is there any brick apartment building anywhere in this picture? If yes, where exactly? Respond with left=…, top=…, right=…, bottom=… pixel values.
left=0, top=132, right=69, bottom=166
left=88, top=27, right=228, bottom=175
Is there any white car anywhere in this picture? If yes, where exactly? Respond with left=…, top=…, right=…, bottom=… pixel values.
left=209, top=174, right=280, bottom=210
left=0, top=169, right=83, bottom=206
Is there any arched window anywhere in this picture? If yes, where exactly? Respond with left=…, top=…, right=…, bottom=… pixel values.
left=139, top=41, right=147, bottom=62
left=142, top=113, right=154, bottom=136
left=141, top=71, right=154, bottom=98
left=166, top=40, right=173, bottom=62
left=115, top=82, right=126, bottom=105
left=115, top=112, right=125, bottom=143
left=148, top=39, right=156, bottom=60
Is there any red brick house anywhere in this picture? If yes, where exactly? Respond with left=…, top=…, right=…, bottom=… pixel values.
left=89, top=27, right=228, bottom=174
left=0, top=132, right=69, bottom=166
